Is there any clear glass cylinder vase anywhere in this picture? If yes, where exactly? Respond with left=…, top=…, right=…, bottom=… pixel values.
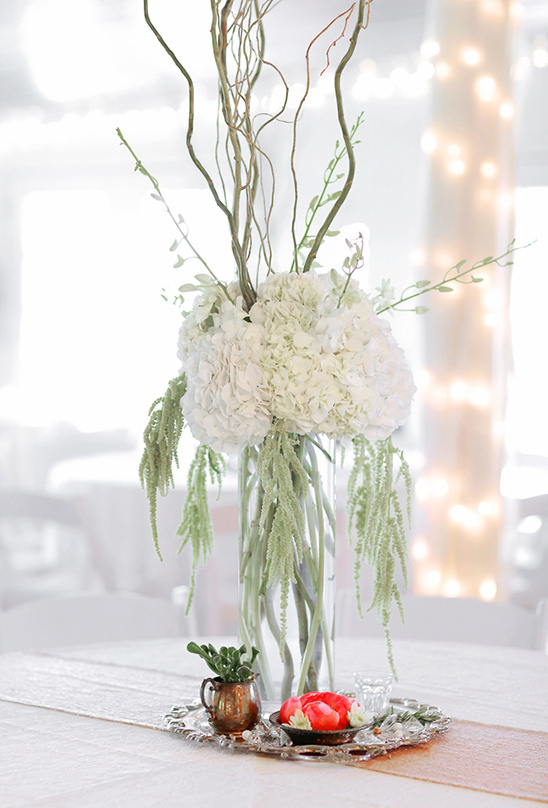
left=238, top=434, right=336, bottom=703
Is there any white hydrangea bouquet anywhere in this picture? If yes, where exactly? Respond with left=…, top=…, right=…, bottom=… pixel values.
left=120, top=0, right=518, bottom=701
left=179, top=270, right=415, bottom=453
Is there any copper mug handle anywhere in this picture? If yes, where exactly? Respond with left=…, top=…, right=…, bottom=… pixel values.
left=200, top=677, right=219, bottom=721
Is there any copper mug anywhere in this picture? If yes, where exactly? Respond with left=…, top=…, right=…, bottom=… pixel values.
left=200, top=675, right=261, bottom=736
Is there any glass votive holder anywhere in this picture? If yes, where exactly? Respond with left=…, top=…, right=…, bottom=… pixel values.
left=354, top=670, right=394, bottom=716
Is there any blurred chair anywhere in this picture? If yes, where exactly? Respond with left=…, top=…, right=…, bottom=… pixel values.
left=0, top=591, right=186, bottom=653
left=0, top=490, right=115, bottom=607
left=508, top=494, right=548, bottom=609
left=336, top=590, right=548, bottom=651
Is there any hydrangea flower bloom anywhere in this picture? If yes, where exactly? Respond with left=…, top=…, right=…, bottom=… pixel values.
left=177, top=270, right=415, bottom=454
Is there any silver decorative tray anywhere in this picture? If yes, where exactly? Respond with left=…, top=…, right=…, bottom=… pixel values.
left=164, top=697, right=451, bottom=763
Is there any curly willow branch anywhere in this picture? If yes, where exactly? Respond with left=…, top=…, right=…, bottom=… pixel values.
left=302, top=0, right=372, bottom=273
left=346, top=435, right=412, bottom=677
left=143, top=0, right=252, bottom=308
left=139, top=375, right=187, bottom=560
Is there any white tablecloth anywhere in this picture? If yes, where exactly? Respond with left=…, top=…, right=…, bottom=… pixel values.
left=1, top=637, right=547, bottom=808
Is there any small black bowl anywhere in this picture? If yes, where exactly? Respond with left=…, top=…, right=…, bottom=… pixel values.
left=269, top=710, right=364, bottom=746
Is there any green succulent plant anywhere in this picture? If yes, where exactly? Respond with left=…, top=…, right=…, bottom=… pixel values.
left=187, top=642, right=259, bottom=683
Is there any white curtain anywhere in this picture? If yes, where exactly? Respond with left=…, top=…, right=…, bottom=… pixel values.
left=415, top=0, right=517, bottom=601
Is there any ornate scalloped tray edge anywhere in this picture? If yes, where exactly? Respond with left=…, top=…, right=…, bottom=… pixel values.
left=164, top=697, right=452, bottom=763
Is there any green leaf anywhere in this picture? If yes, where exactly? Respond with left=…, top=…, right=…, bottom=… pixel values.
left=169, top=239, right=178, bottom=252
left=455, top=259, right=467, bottom=271
left=471, top=276, right=483, bottom=283
left=415, top=305, right=429, bottom=314
left=326, top=230, right=340, bottom=237
left=150, top=193, right=162, bottom=200
left=415, top=280, right=430, bottom=288
left=173, top=256, right=185, bottom=269
left=437, top=285, right=454, bottom=292
left=309, top=195, right=319, bottom=210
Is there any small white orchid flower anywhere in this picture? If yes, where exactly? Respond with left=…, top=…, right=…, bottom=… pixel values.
left=347, top=700, right=368, bottom=728
left=288, top=709, right=312, bottom=730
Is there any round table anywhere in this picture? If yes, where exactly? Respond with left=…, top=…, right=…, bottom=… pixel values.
left=0, top=637, right=547, bottom=807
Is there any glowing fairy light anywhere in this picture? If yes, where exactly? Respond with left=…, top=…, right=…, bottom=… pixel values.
left=449, top=380, right=492, bottom=409
left=510, top=0, right=523, bottom=21
left=479, top=579, right=497, bottom=600
left=478, top=499, right=499, bottom=517
left=415, top=474, right=450, bottom=501
left=444, top=579, right=461, bottom=597
left=461, top=47, right=482, bottom=66
left=469, top=385, right=491, bottom=409
left=421, top=569, right=441, bottom=593
left=476, top=75, right=497, bottom=102
left=421, top=130, right=438, bottom=154
left=499, top=101, right=515, bottom=119
left=449, top=503, right=486, bottom=532
left=481, top=0, right=504, bottom=15
left=411, top=537, right=430, bottom=560
left=480, top=161, right=498, bottom=179
left=448, top=159, right=466, bottom=176
left=449, top=379, right=467, bottom=402
left=447, top=143, right=461, bottom=158
left=420, top=40, right=440, bottom=59
left=435, top=61, right=452, bottom=79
